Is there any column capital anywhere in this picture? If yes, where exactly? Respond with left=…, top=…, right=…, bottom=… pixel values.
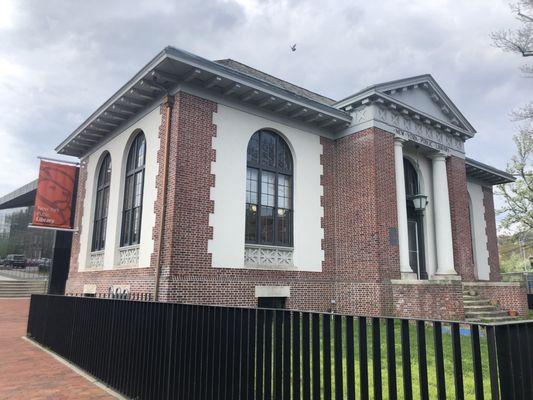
left=429, top=152, right=447, bottom=162
left=394, top=136, right=408, bottom=146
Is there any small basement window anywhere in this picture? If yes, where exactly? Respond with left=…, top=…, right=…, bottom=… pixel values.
left=258, top=297, right=286, bottom=309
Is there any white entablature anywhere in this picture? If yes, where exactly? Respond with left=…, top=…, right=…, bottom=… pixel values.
left=335, top=75, right=477, bottom=157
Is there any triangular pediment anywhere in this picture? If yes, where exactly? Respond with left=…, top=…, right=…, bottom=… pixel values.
left=373, top=75, right=474, bottom=134
left=336, top=74, right=476, bottom=137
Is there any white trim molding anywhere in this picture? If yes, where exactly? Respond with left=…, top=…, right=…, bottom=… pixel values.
left=255, top=285, right=291, bottom=298
left=244, top=244, right=294, bottom=269
left=118, top=245, right=140, bottom=266
left=88, top=251, right=105, bottom=269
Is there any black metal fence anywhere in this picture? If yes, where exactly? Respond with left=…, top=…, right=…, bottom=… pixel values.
left=27, top=295, right=532, bottom=400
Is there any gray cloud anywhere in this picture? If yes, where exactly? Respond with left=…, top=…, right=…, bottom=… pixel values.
left=0, top=0, right=529, bottom=209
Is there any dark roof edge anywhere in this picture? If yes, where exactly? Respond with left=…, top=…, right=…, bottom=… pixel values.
left=465, top=157, right=515, bottom=185
left=163, top=47, right=349, bottom=118
left=215, top=59, right=337, bottom=106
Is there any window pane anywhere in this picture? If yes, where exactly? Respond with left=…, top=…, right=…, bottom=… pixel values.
left=100, top=218, right=106, bottom=248
left=246, top=168, right=258, bottom=204
left=277, top=175, right=291, bottom=209
left=104, top=158, right=111, bottom=185
left=276, top=209, right=291, bottom=245
left=261, top=171, right=275, bottom=207
left=404, top=159, right=418, bottom=196
left=245, top=203, right=258, bottom=242
left=408, top=220, right=418, bottom=271
left=134, top=172, right=144, bottom=208
left=247, top=132, right=259, bottom=164
left=136, top=136, right=146, bottom=168
left=260, top=206, right=274, bottom=243
left=277, top=139, right=292, bottom=172
left=132, top=207, right=141, bottom=244
left=122, top=210, right=131, bottom=245
left=126, top=145, right=136, bottom=172
left=260, top=131, right=276, bottom=168
left=102, top=188, right=109, bottom=218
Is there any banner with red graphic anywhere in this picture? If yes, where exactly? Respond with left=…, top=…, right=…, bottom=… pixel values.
left=32, top=160, right=79, bottom=230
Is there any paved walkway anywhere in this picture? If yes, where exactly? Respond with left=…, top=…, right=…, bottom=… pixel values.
left=0, top=298, right=115, bottom=399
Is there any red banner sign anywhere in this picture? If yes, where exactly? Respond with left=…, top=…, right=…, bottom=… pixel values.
left=32, top=160, right=78, bottom=229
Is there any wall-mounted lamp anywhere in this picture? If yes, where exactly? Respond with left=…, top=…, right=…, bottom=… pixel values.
left=410, top=193, right=429, bottom=212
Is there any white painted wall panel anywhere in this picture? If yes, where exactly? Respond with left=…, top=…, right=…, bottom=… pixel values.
left=209, top=104, right=324, bottom=271
left=467, top=180, right=490, bottom=280
left=78, top=107, right=161, bottom=271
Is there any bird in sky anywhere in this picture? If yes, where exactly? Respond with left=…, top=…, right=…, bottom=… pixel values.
left=290, top=44, right=297, bottom=52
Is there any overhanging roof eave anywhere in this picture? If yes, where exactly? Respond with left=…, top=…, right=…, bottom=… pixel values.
left=465, top=157, right=515, bottom=185
left=56, top=46, right=351, bottom=157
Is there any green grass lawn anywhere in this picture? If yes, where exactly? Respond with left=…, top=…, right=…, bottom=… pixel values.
left=268, top=317, right=493, bottom=400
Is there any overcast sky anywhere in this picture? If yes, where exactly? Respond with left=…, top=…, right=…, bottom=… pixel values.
left=0, top=0, right=530, bottom=204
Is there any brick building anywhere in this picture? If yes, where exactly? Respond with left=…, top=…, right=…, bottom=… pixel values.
left=59, top=47, right=527, bottom=320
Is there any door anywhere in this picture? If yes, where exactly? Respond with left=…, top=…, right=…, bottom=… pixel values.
left=407, top=213, right=427, bottom=279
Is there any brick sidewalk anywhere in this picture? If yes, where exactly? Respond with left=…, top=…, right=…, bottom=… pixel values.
left=0, top=298, right=115, bottom=400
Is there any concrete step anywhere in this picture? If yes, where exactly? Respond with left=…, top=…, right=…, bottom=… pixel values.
left=0, top=292, right=33, bottom=299
left=0, top=284, right=47, bottom=289
left=465, top=310, right=509, bottom=318
left=466, top=315, right=517, bottom=322
left=0, top=280, right=47, bottom=297
left=463, top=294, right=483, bottom=300
left=463, top=305, right=498, bottom=312
left=0, top=289, right=46, bottom=294
left=463, top=299, right=492, bottom=306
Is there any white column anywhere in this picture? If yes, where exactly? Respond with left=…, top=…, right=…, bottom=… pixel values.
left=394, top=137, right=415, bottom=279
left=431, top=154, right=457, bottom=277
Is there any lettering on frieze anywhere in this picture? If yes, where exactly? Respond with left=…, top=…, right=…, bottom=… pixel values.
left=394, top=127, right=451, bottom=153
left=357, top=105, right=464, bottom=154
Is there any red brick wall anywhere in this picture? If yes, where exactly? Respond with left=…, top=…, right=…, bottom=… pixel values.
left=392, top=282, right=465, bottom=320
left=465, top=283, right=528, bottom=317
left=331, top=128, right=399, bottom=316
left=447, top=156, right=476, bottom=281
left=482, top=187, right=502, bottom=282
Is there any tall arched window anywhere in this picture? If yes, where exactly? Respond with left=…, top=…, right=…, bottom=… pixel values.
left=245, top=130, right=293, bottom=246
left=91, top=153, right=111, bottom=251
left=120, top=132, right=146, bottom=247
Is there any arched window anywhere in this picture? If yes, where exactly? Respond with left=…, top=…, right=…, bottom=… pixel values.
left=245, top=130, right=293, bottom=246
left=120, top=132, right=146, bottom=247
left=404, top=158, right=419, bottom=196
left=91, top=153, right=111, bottom=251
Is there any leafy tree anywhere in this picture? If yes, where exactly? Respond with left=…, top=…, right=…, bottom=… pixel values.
left=498, top=129, right=533, bottom=233
left=491, top=1, right=533, bottom=234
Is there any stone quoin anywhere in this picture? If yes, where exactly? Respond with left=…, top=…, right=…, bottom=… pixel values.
left=60, top=46, right=527, bottom=320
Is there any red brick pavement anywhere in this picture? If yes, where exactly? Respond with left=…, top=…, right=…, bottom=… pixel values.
left=0, top=299, right=115, bottom=400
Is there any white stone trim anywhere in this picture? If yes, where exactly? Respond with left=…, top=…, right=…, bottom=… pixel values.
left=244, top=244, right=294, bottom=269
left=83, top=284, right=97, bottom=294
left=88, top=251, right=104, bottom=269
left=118, top=245, right=140, bottom=266
left=255, top=286, right=291, bottom=298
